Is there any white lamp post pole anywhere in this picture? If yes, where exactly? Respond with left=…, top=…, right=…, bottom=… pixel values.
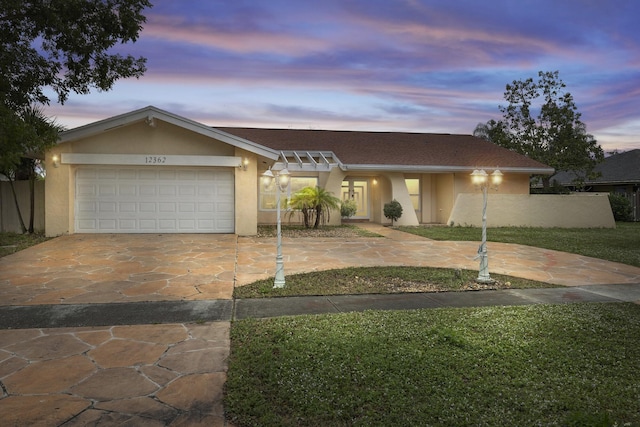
left=470, top=169, right=502, bottom=283
left=262, top=167, right=290, bottom=288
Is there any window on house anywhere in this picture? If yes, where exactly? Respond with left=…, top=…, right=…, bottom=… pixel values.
left=405, top=178, right=420, bottom=212
left=259, top=176, right=318, bottom=210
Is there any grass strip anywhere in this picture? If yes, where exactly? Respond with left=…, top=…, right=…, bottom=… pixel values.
left=234, top=266, right=555, bottom=299
left=0, top=232, right=50, bottom=258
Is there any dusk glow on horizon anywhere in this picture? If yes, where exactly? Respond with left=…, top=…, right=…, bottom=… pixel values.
left=44, top=0, right=640, bottom=152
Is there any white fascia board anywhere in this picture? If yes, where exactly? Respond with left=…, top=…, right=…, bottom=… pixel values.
left=61, top=153, right=242, bottom=167
left=343, top=164, right=555, bottom=175
left=58, top=105, right=280, bottom=160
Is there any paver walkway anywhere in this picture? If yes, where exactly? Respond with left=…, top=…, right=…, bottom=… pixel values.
left=0, top=225, right=639, bottom=426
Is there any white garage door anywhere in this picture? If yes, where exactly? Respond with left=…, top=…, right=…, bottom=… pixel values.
left=75, top=167, right=234, bottom=233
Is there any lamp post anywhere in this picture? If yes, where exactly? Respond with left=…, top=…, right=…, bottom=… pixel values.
left=470, top=169, right=503, bottom=283
left=262, top=167, right=290, bottom=288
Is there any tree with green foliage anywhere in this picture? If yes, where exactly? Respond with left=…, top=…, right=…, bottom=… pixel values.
left=0, top=0, right=151, bottom=109
left=474, top=71, right=604, bottom=190
left=289, top=186, right=341, bottom=229
left=384, top=199, right=403, bottom=225
left=1, top=0, right=151, bottom=233
left=0, top=105, right=63, bottom=233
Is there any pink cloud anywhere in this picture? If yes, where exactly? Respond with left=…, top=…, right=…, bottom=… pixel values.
left=143, top=15, right=330, bottom=55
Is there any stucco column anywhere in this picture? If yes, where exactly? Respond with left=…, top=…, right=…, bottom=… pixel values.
left=44, top=147, right=71, bottom=236
left=235, top=149, right=258, bottom=235
left=386, top=172, right=419, bottom=226
left=321, top=168, right=347, bottom=226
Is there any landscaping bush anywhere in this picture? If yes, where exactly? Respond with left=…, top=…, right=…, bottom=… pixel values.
left=383, top=199, right=402, bottom=225
left=609, top=193, right=633, bottom=221
left=340, top=199, right=358, bottom=218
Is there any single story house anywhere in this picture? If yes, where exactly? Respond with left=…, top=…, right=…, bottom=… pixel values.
left=45, top=105, right=555, bottom=236
left=551, top=149, right=640, bottom=221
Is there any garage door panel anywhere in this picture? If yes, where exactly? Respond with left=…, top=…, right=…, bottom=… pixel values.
left=159, top=219, right=177, bottom=230
left=75, top=166, right=234, bottom=233
left=98, top=219, right=117, bottom=230
left=140, top=185, right=156, bottom=196
left=99, top=202, right=117, bottom=213
left=77, top=184, right=97, bottom=197
left=119, top=202, right=136, bottom=213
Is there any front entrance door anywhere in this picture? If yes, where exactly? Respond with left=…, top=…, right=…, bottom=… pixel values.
left=342, top=179, right=369, bottom=219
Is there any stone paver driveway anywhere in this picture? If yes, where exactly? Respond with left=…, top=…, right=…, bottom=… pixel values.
left=1, top=228, right=640, bottom=425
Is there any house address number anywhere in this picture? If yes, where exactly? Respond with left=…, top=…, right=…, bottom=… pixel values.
left=145, top=156, right=167, bottom=164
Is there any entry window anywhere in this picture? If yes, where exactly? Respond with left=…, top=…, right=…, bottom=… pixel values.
left=405, top=178, right=420, bottom=213
left=259, top=176, right=318, bottom=210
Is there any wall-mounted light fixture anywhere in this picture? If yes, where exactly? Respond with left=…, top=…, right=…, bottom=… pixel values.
left=146, top=115, right=156, bottom=127
left=52, top=155, right=60, bottom=168
left=243, top=158, right=249, bottom=171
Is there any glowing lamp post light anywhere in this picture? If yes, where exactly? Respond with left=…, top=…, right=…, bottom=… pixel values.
left=470, top=169, right=503, bottom=283
left=262, top=167, right=290, bottom=288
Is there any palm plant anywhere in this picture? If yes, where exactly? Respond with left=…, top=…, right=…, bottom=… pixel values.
left=289, top=186, right=341, bottom=229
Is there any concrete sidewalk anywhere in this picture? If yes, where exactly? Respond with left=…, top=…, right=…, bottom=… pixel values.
left=1, top=225, right=640, bottom=426
left=1, top=283, right=640, bottom=330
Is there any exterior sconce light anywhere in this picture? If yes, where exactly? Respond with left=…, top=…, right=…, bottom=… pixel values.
left=470, top=169, right=502, bottom=283
left=242, top=158, right=249, bottom=171
left=261, top=167, right=290, bottom=288
left=52, top=155, right=60, bottom=168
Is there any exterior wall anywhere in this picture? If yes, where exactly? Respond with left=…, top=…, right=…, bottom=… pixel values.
left=1, top=180, right=45, bottom=233
left=371, top=176, right=387, bottom=223
left=582, top=184, right=639, bottom=221
left=45, top=120, right=250, bottom=236
left=435, top=174, right=455, bottom=224
left=44, top=154, right=72, bottom=236
left=448, top=193, right=615, bottom=228
left=235, top=148, right=258, bottom=235
left=322, top=168, right=346, bottom=226
left=256, top=171, right=538, bottom=228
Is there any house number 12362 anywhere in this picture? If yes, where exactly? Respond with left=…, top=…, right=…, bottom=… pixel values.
left=145, top=156, right=167, bottom=164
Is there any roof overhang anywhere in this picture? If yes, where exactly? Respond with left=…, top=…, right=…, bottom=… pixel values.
left=343, top=164, right=555, bottom=175
left=58, top=105, right=280, bottom=161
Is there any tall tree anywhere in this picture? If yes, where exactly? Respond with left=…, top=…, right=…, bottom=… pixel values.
left=1, top=0, right=150, bottom=233
left=475, top=71, right=603, bottom=189
left=0, top=0, right=151, bottom=109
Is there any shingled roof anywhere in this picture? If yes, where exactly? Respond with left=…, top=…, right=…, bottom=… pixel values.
left=553, top=149, right=640, bottom=185
left=218, top=127, right=553, bottom=173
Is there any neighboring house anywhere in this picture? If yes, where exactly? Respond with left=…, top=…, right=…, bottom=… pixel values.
left=552, top=149, right=640, bottom=221
left=44, top=106, right=553, bottom=236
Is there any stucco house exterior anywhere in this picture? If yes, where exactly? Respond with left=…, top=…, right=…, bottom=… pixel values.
left=44, top=105, right=555, bottom=237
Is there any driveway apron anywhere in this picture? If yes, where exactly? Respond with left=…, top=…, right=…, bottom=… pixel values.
left=0, top=234, right=236, bottom=426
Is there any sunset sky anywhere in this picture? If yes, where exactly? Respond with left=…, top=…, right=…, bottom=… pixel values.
left=44, top=0, right=640, bottom=152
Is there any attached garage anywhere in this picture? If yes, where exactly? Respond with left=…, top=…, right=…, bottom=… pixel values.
left=75, top=166, right=234, bottom=233
left=45, top=106, right=280, bottom=236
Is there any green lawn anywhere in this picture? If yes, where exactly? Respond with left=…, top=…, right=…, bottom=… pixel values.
left=397, top=222, right=640, bottom=267
left=226, top=303, right=640, bottom=426
left=234, top=266, right=555, bottom=299
left=0, top=232, right=49, bottom=258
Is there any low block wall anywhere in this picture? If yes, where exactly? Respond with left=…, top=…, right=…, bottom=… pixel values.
left=448, top=193, right=615, bottom=228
